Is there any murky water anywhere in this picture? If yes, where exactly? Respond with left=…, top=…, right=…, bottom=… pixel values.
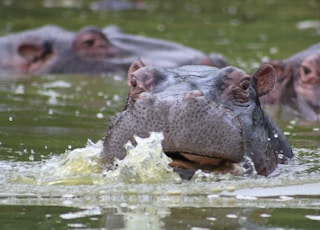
left=1, top=0, right=320, bottom=229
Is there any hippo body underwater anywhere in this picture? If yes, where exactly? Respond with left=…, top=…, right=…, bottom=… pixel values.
left=262, top=43, right=320, bottom=121
left=0, top=25, right=226, bottom=76
left=102, top=61, right=293, bottom=178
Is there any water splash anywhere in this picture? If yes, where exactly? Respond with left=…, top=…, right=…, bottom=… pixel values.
left=104, top=132, right=181, bottom=183
left=10, top=132, right=181, bottom=185
left=5, top=132, right=320, bottom=198
left=10, top=140, right=105, bottom=185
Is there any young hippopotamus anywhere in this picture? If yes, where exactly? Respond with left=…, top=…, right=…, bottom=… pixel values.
left=261, top=43, right=320, bottom=121
left=102, top=61, right=293, bottom=178
left=0, top=25, right=227, bottom=76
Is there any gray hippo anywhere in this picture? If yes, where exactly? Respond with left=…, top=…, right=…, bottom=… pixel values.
left=102, top=60, right=293, bottom=178
left=0, top=25, right=227, bottom=76
left=261, top=43, right=320, bottom=121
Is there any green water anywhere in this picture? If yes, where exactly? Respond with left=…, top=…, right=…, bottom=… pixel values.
left=1, top=0, right=320, bottom=229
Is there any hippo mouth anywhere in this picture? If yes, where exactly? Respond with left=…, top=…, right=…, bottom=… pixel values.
left=165, top=151, right=246, bottom=179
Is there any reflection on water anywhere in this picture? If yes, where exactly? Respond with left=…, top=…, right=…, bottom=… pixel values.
left=1, top=204, right=319, bottom=229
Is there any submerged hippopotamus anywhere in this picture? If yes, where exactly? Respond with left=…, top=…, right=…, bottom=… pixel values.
left=102, top=61, right=293, bottom=178
left=0, top=25, right=227, bottom=76
left=261, top=43, right=320, bottom=121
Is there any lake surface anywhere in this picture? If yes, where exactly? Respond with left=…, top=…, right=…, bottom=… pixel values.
left=0, top=0, right=320, bottom=229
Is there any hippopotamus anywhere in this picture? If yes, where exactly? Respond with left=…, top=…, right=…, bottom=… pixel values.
left=102, top=60, right=293, bottom=178
left=261, top=43, right=320, bottom=121
left=0, top=25, right=227, bottom=76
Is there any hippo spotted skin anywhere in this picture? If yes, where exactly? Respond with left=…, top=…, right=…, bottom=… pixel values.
left=102, top=61, right=293, bottom=178
left=262, top=43, right=320, bottom=121
left=0, top=25, right=226, bottom=76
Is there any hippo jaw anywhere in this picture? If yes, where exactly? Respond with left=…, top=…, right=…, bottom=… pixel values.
left=166, top=152, right=250, bottom=177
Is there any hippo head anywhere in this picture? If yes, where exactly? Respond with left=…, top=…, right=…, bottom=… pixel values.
left=264, top=47, right=320, bottom=121
left=294, top=53, right=320, bottom=119
left=0, top=26, right=122, bottom=75
left=102, top=61, right=293, bottom=178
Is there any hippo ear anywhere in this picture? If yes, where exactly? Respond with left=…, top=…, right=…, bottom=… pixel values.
left=252, top=64, right=276, bottom=97
left=18, top=41, right=53, bottom=66
left=128, top=60, right=146, bottom=87
left=269, top=60, right=285, bottom=78
left=128, top=60, right=145, bottom=74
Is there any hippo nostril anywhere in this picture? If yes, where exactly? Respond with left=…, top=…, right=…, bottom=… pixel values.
left=302, top=65, right=311, bottom=75
left=84, top=39, right=95, bottom=47
left=240, top=79, right=250, bottom=90
left=131, top=77, right=137, bottom=87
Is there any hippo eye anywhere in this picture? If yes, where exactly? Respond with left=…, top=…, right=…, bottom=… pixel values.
left=302, top=65, right=311, bottom=75
left=240, top=79, right=250, bottom=91
left=131, top=77, right=137, bottom=87
left=84, top=39, right=95, bottom=47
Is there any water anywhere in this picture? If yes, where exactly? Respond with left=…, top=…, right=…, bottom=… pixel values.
left=1, top=0, right=320, bottom=229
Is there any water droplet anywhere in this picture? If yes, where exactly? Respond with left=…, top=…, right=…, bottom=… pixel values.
left=261, top=56, right=269, bottom=63
left=273, top=133, right=278, bottom=138
left=226, top=214, right=238, bottom=219
left=260, top=213, right=271, bottom=218
left=206, top=217, right=217, bottom=221
left=270, top=47, right=278, bottom=54
left=120, top=203, right=128, bottom=208
left=96, top=112, right=104, bottom=119
left=113, top=94, right=121, bottom=101
left=289, top=120, right=297, bottom=125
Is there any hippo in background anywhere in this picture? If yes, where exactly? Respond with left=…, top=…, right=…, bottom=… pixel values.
left=102, top=25, right=227, bottom=69
left=261, top=43, right=320, bottom=121
left=102, top=60, right=293, bottom=179
left=0, top=25, right=227, bottom=76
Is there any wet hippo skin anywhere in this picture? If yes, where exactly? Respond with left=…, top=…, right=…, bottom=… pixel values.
left=102, top=60, right=293, bottom=179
